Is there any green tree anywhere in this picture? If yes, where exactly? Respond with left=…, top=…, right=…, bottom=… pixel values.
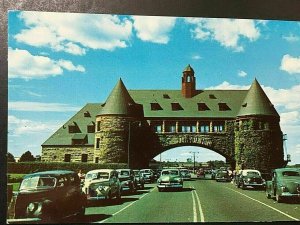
left=7, top=152, right=15, bottom=162
left=19, top=151, right=35, bottom=162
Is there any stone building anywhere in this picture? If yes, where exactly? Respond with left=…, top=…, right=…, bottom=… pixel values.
left=42, top=65, right=285, bottom=171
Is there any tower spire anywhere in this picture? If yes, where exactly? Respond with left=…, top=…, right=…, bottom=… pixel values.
left=181, top=64, right=196, bottom=98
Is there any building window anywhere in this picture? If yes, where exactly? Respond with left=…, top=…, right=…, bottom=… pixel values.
left=209, top=94, right=216, bottom=99
left=81, top=154, right=88, bottom=162
left=97, top=121, right=101, bottom=131
left=87, top=123, right=95, bottom=133
left=171, top=103, right=183, bottom=111
left=218, top=103, right=231, bottom=111
left=154, top=125, right=162, bottom=133
left=200, top=122, right=210, bottom=133
left=187, top=76, right=191, bottom=82
left=213, top=123, right=224, bottom=132
left=96, top=138, right=100, bottom=149
left=68, top=122, right=80, bottom=133
left=151, top=103, right=163, bottom=110
left=198, top=103, right=210, bottom=111
left=95, top=157, right=99, bottom=163
left=64, top=154, right=71, bottom=162
left=72, top=134, right=87, bottom=145
left=165, top=125, right=176, bottom=133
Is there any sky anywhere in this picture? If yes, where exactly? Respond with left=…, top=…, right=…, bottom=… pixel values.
left=7, top=11, right=300, bottom=164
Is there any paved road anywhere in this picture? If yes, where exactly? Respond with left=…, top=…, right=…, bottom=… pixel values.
left=74, top=177, right=300, bottom=223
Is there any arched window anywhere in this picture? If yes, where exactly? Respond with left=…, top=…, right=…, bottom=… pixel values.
left=187, top=75, right=191, bottom=82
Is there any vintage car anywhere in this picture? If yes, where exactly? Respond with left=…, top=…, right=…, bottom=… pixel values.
left=7, top=170, right=86, bottom=224
left=133, top=170, right=145, bottom=189
left=236, top=169, right=265, bottom=189
left=116, top=169, right=137, bottom=194
left=180, top=169, right=192, bottom=180
left=266, top=168, right=300, bottom=203
left=215, top=170, right=231, bottom=182
left=82, top=169, right=121, bottom=201
left=157, top=169, right=183, bottom=192
left=140, top=169, right=155, bottom=183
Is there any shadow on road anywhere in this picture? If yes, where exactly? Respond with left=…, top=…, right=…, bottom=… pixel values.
left=75, top=214, right=112, bottom=223
left=87, top=196, right=139, bottom=207
left=159, top=187, right=194, bottom=192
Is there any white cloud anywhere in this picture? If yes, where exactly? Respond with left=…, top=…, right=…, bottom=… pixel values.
left=8, top=101, right=80, bottom=112
left=8, top=115, right=60, bottom=135
left=192, top=55, right=202, bottom=60
left=206, top=81, right=250, bottom=90
left=280, top=54, right=300, bottom=74
left=280, top=111, right=300, bottom=125
left=238, top=70, right=247, bottom=77
left=282, top=34, right=300, bottom=42
left=185, top=18, right=261, bottom=52
left=8, top=48, right=85, bottom=79
left=15, top=11, right=133, bottom=54
left=132, top=16, right=176, bottom=44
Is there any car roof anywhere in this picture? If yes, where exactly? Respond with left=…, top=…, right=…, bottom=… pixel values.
left=86, top=169, right=115, bottom=174
left=274, top=168, right=300, bottom=172
left=116, top=169, right=131, bottom=171
left=23, top=170, right=75, bottom=178
left=242, top=169, right=261, bottom=176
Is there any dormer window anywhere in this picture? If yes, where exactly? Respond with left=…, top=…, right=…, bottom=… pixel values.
left=87, top=122, right=95, bottom=133
left=68, top=122, right=80, bottom=133
left=84, top=111, right=91, bottom=117
left=171, top=103, right=183, bottom=111
left=218, top=103, right=231, bottom=111
left=151, top=103, right=163, bottom=110
left=163, top=94, right=170, bottom=99
left=71, top=134, right=87, bottom=145
left=209, top=94, right=216, bottom=99
left=198, top=103, right=210, bottom=111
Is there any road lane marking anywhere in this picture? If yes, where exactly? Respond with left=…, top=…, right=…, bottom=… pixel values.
left=98, top=187, right=155, bottom=223
left=225, top=187, right=299, bottom=221
left=192, top=186, right=205, bottom=222
left=193, top=188, right=205, bottom=222
left=191, top=187, right=198, bottom=222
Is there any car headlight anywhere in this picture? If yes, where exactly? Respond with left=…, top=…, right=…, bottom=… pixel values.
left=27, top=203, right=36, bottom=212
left=280, top=186, right=288, bottom=192
left=97, top=186, right=105, bottom=191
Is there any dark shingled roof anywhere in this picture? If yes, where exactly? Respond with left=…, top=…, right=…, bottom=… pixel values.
left=237, top=79, right=279, bottom=117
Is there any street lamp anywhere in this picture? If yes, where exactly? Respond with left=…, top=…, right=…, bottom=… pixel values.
left=190, top=151, right=199, bottom=174
left=128, top=120, right=141, bottom=168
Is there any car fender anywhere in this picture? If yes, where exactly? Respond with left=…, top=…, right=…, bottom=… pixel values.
left=265, top=181, right=272, bottom=194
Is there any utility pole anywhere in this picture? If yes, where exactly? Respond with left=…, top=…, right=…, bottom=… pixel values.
left=190, top=151, right=199, bottom=174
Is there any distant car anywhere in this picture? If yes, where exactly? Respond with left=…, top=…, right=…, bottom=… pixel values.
left=236, top=169, right=265, bottom=190
left=215, top=170, right=231, bottom=182
left=82, top=169, right=121, bottom=201
left=133, top=170, right=145, bottom=189
left=116, top=169, right=137, bottom=194
left=140, top=169, right=155, bottom=183
left=8, top=170, right=86, bottom=224
left=180, top=169, right=191, bottom=180
left=196, top=169, right=205, bottom=178
left=157, top=169, right=183, bottom=192
left=266, top=168, right=300, bottom=203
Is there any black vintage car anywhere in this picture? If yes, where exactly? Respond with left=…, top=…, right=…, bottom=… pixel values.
left=236, top=169, right=265, bottom=190
left=8, top=170, right=86, bottom=224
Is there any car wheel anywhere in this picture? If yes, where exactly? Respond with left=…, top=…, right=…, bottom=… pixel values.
left=158, top=187, right=162, bottom=192
left=276, top=194, right=283, bottom=203
left=266, top=191, right=271, bottom=199
left=241, top=183, right=246, bottom=190
left=141, top=183, right=144, bottom=189
left=115, top=189, right=121, bottom=202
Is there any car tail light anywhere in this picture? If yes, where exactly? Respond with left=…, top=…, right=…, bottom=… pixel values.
left=297, top=185, right=300, bottom=193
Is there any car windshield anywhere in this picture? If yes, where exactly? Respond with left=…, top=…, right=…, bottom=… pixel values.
left=133, top=171, right=140, bottom=176
left=120, top=171, right=130, bottom=176
left=20, top=176, right=56, bottom=190
left=162, top=170, right=179, bottom=176
left=181, top=170, right=188, bottom=174
left=86, top=172, right=109, bottom=180
left=246, top=171, right=260, bottom=176
left=282, top=171, right=300, bottom=177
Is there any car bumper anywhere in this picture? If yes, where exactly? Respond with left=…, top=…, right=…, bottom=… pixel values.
left=7, top=218, right=41, bottom=224
left=87, top=195, right=106, bottom=200
left=157, top=183, right=183, bottom=188
left=244, top=183, right=264, bottom=187
left=281, top=193, right=300, bottom=197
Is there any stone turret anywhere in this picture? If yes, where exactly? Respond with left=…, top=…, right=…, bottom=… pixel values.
left=234, top=79, right=284, bottom=172
left=182, top=64, right=196, bottom=98
left=94, top=79, right=143, bottom=165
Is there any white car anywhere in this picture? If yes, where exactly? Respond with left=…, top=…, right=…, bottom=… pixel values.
left=82, top=169, right=121, bottom=201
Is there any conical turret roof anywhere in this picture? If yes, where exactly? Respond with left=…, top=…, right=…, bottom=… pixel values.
left=99, top=78, right=137, bottom=116
left=183, top=64, right=194, bottom=73
left=237, top=79, right=279, bottom=117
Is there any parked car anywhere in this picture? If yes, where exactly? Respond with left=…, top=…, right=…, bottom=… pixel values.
left=196, top=169, right=205, bottom=178
left=82, top=169, right=121, bottom=202
left=133, top=170, right=145, bottom=189
left=180, top=169, right=192, bottom=180
left=116, top=169, right=137, bottom=194
left=157, top=169, right=183, bottom=192
left=7, top=170, right=86, bottom=224
left=236, top=169, right=265, bottom=190
left=140, top=169, right=155, bottom=183
left=266, top=168, right=300, bottom=203
left=215, top=170, right=231, bottom=182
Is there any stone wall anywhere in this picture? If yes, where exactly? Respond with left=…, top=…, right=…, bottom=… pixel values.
left=41, top=146, right=94, bottom=162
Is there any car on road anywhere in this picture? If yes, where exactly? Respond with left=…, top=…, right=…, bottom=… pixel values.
left=116, top=169, right=137, bottom=194
left=140, top=169, right=155, bottom=183
left=215, top=170, right=231, bottom=182
left=7, top=170, right=86, bottom=224
left=133, top=170, right=145, bottom=189
left=180, top=169, right=192, bottom=180
left=236, top=169, right=265, bottom=190
left=82, top=169, right=121, bottom=202
left=157, top=169, right=183, bottom=192
left=266, top=168, right=300, bottom=203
